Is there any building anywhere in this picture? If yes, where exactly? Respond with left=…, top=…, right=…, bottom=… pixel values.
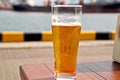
left=55, top=0, right=65, bottom=5
left=43, top=0, right=51, bottom=6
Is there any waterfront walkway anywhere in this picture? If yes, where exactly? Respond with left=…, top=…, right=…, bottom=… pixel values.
left=0, top=41, right=114, bottom=80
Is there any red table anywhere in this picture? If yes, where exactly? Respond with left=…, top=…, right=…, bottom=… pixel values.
left=20, top=61, right=120, bottom=80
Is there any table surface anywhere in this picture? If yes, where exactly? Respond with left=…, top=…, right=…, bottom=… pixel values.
left=20, top=60, right=120, bottom=80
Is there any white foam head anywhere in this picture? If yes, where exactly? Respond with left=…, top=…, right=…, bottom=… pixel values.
left=52, top=15, right=81, bottom=26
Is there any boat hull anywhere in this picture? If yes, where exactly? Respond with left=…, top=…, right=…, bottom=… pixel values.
left=13, top=3, right=120, bottom=13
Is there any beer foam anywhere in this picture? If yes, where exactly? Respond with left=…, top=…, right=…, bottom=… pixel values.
left=52, top=23, right=81, bottom=26
left=52, top=15, right=82, bottom=26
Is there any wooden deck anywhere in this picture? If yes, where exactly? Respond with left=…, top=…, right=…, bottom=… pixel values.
left=0, top=45, right=113, bottom=80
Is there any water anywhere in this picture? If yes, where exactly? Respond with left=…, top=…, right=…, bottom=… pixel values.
left=0, top=10, right=119, bottom=32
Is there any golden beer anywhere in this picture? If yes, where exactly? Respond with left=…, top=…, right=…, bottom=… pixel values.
left=52, top=25, right=81, bottom=74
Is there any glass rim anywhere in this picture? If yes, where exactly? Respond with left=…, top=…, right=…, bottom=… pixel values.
left=53, top=5, right=82, bottom=8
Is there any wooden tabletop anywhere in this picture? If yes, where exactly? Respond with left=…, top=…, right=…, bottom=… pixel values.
left=20, top=60, right=120, bottom=80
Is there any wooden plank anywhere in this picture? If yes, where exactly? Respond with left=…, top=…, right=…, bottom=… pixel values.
left=20, top=66, right=27, bottom=80
left=45, top=63, right=105, bottom=80
left=19, top=64, right=53, bottom=80
left=77, top=64, right=105, bottom=80
left=82, top=61, right=120, bottom=80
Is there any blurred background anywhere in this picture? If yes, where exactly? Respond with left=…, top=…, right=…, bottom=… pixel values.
left=0, top=0, right=120, bottom=32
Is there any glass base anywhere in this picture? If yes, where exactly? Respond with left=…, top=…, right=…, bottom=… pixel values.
left=54, top=72, right=76, bottom=80
left=56, top=77, right=75, bottom=80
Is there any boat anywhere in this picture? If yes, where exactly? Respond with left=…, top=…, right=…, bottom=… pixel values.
left=83, top=2, right=120, bottom=13
left=12, top=0, right=120, bottom=13
left=13, top=4, right=51, bottom=12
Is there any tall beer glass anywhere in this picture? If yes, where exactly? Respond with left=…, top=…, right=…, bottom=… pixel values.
left=52, top=5, right=82, bottom=80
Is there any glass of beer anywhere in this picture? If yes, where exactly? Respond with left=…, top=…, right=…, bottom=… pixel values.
left=52, top=5, right=82, bottom=80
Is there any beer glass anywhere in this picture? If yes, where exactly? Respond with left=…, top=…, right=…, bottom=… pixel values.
left=52, top=5, right=82, bottom=80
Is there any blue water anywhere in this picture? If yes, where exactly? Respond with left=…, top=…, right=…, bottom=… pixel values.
left=0, top=10, right=119, bottom=32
